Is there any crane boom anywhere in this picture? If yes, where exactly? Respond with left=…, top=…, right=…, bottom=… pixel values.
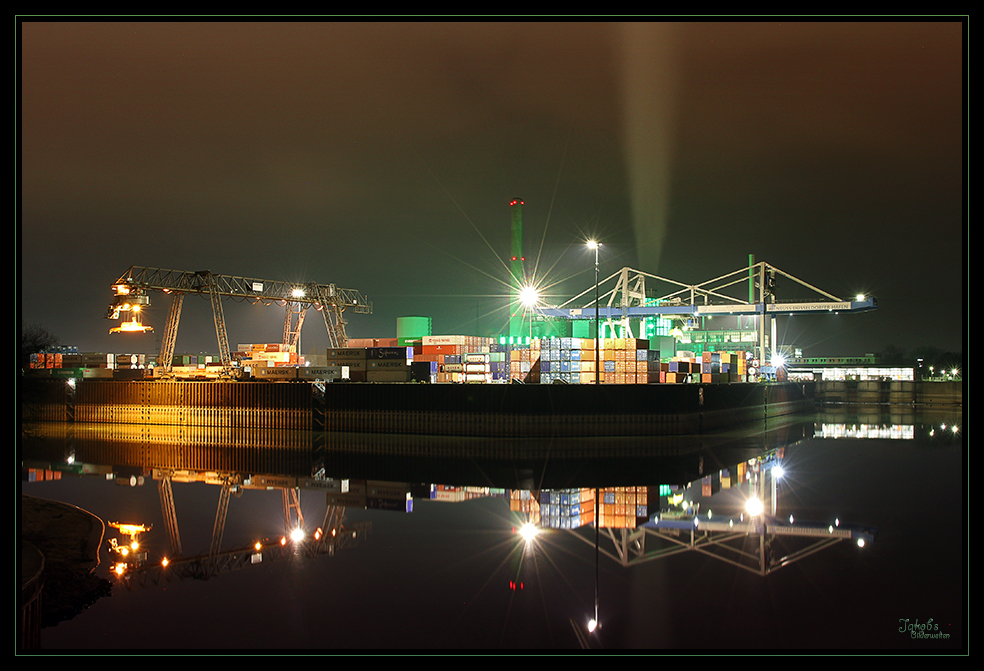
left=107, top=266, right=372, bottom=375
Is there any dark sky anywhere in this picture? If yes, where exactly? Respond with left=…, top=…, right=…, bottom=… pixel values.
left=18, top=20, right=966, bottom=358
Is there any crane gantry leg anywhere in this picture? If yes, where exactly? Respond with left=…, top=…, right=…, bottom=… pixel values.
left=315, top=284, right=348, bottom=348
left=283, top=487, right=305, bottom=539
left=198, top=271, right=232, bottom=367
left=158, top=473, right=182, bottom=558
left=158, top=292, right=184, bottom=373
left=283, top=301, right=306, bottom=352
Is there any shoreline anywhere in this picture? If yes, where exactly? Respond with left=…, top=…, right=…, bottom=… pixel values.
left=21, top=495, right=113, bottom=630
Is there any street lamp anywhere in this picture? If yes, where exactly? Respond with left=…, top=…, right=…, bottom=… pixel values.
left=587, top=240, right=602, bottom=384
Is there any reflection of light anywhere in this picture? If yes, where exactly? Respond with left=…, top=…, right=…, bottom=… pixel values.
left=745, top=497, right=764, bottom=517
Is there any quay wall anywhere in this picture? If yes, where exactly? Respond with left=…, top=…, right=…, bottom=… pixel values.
left=19, top=378, right=816, bottom=437
left=816, top=380, right=962, bottom=406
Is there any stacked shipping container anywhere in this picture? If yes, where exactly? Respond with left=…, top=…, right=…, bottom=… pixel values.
left=399, top=335, right=751, bottom=385
left=325, top=346, right=413, bottom=383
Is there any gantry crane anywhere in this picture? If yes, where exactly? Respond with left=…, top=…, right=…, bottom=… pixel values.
left=536, top=258, right=876, bottom=366
left=106, top=267, right=372, bottom=375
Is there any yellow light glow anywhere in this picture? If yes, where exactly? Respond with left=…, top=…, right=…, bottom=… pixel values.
left=110, top=319, right=154, bottom=334
left=111, top=523, right=150, bottom=535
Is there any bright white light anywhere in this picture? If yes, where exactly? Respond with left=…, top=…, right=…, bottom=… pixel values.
left=771, top=351, right=786, bottom=368
left=857, top=538, right=865, bottom=548
left=772, top=465, right=785, bottom=479
left=290, top=527, right=305, bottom=543
left=745, top=497, right=764, bottom=517
left=519, top=522, right=539, bottom=542
left=291, top=288, right=305, bottom=298
left=586, top=240, right=601, bottom=250
left=856, top=294, right=865, bottom=301
left=587, top=618, right=598, bottom=633
left=518, top=285, right=539, bottom=308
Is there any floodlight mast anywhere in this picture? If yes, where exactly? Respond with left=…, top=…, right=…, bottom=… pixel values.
left=106, top=266, right=372, bottom=374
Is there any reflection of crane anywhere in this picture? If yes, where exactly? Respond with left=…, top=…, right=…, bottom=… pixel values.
left=106, top=266, right=372, bottom=375
left=113, top=471, right=370, bottom=588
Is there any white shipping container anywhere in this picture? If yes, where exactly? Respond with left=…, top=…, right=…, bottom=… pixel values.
left=253, top=351, right=292, bottom=362
left=423, top=335, right=467, bottom=346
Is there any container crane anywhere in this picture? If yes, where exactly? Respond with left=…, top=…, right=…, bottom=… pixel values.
left=535, top=259, right=876, bottom=365
left=107, top=266, right=372, bottom=375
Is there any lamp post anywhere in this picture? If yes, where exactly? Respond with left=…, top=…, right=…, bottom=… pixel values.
left=587, top=241, right=602, bottom=385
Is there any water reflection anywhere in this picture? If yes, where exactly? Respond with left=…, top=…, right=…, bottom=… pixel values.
left=20, top=406, right=964, bottom=650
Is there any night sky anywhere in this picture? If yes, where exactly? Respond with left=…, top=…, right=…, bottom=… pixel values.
left=18, top=20, right=966, bottom=358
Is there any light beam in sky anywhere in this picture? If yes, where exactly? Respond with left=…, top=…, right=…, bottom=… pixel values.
left=616, top=22, right=679, bottom=276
